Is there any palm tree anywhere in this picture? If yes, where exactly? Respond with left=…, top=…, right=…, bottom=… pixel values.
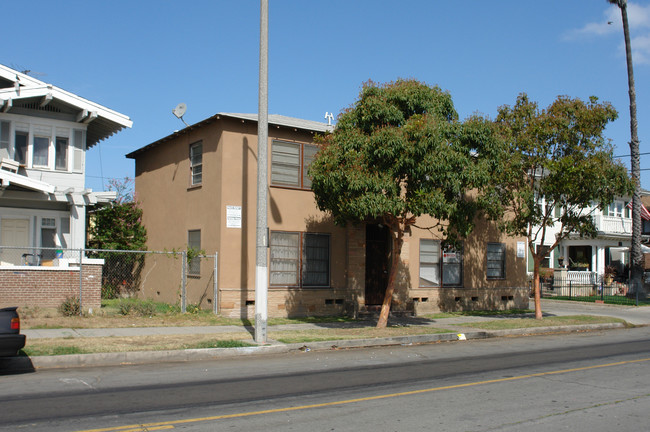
left=608, top=0, right=644, bottom=298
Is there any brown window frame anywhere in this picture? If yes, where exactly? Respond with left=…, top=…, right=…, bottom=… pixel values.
left=270, top=140, right=318, bottom=190
left=269, top=231, right=331, bottom=288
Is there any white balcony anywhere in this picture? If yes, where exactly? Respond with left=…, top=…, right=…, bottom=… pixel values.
left=593, top=215, right=631, bottom=236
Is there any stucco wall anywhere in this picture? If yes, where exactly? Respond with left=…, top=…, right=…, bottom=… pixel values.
left=131, top=117, right=529, bottom=317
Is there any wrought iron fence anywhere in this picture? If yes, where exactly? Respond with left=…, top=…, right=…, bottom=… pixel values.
left=0, top=246, right=218, bottom=313
left=535, top=273, right=645, bottom=306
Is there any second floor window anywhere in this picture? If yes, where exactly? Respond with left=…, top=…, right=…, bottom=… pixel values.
left=32, top=136, right=50, bottom=167
left=55, top=137, right=68, bottom=170
left=0, top=121, right=83, bottom=172
left=271, top=140, right=318, bottom=189
left=14, top=131, right=27, bottom=165
left=190, top=141, right=202, bottom=186
left=604, top=201, right=630, bottom=218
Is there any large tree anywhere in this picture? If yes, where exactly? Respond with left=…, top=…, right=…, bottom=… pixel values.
left=608, top=0, right=644, bottom=297
left=87, top=178, right=147, bottom=297
left=488, top=94, right=633, bottom=319
left=309, top=79, right=503, bottom=328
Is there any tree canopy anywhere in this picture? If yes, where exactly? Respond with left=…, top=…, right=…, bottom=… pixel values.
left=88, top=178, right=147, bottom=251
left=309, top=79, right=503, bottom=327
left=87, top=178, right=147, bottom=298
left=487, top=94, right=633, bottom=318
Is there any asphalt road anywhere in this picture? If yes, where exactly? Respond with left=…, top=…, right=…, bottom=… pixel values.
left=1, top=327, right=649, bottom=431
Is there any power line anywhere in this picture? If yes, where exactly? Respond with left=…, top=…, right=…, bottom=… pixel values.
left=614, top=151, right=650, bottom=158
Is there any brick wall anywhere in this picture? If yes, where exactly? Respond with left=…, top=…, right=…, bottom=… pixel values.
left=0, top=263, right=102, bottom=312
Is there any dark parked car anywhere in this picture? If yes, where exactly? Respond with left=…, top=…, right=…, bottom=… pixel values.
left=0, top=307, right=26, bottom=356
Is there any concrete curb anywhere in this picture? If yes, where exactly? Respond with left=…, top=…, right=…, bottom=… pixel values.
left=0, top=322, right=629, bottom=371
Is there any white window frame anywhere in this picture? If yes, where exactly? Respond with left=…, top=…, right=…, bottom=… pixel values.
left=419, top=239, right=464, bottom=287
left=55, top=136, right=69, bottom=171
left=0, top=117, right=82, bottom=172
left=190, top=141, right=202, bottom=186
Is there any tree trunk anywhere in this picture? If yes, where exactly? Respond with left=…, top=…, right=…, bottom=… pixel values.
left=533, top=264, right=542, bottom=320
left=618, top=2, right=646, bottom=298
left=530, top=251, right=543, bottom=320
left=376, top=229, right=404, bottom=328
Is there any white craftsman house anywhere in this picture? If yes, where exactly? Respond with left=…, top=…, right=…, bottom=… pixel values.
left=529, top=195, right=650, bottom=282
left=0, top=64, right=131, bottom=265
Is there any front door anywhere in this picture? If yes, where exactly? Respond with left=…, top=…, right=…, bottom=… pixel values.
left=365, top=224, right=391, bottom=306
left=1, top=218, right=29, bottom=265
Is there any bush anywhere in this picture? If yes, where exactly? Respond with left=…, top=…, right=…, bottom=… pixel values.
left=118, top=300, right=133, bottom=316
left=101, top=284, right=120, bottom=300
left=59, top=297, right=81, bottom=317
left=133, top=300, right=156, bottom=316
left=117, top=298, right=156, bottom=316
left=186, top=303, right=201, bottom=314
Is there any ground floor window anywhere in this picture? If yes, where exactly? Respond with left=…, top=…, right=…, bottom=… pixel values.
left=270, top=231, right=330, bottom=287
left=419, top=239, right=463, bottom=287
left=1, top=212, right=70, bottom=265
left=187, top=230, right=201, bottom=275
left=487, top=242, right=506, bottom=279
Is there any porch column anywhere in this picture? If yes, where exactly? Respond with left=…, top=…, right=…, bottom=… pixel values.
left=70, top=203, right=86, bottom=250
left=595, top=246, right=605, bottom=275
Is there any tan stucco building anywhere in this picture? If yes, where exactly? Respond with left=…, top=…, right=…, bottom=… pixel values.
left=127, top=113, right=528, bottom=318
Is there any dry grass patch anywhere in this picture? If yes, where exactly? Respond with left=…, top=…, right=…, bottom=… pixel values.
left=270, top=326, right=454, bottom=344
left=19, top=306, right=248, bottom=329
left=23, top=332, right=254, bottom=356
left=23, top=327, right=456, bottom=356
left=456, top=315, right=626, bottom=330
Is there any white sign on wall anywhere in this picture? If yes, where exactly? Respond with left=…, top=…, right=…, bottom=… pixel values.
left=517, top=241, right=526, bottom=258
left=226, top=206, right=242, bottom=228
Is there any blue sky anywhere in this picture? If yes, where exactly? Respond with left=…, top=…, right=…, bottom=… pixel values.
left=4, top=0, right=650, bottom=191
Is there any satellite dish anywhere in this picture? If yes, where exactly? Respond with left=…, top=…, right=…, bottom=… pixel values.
left=172, top=103, right=189, bottom=126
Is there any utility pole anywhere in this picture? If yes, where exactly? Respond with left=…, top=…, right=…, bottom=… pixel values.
left=255, top=0, right=269, bottom=343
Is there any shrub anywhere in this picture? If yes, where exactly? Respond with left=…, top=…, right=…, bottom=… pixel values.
left=133, top=300, right=156, bottom=316
left=117, top=298, right=156, bottom=316
left=101, top=284, right=120, bottom=300
left=186, top=303, right=201, bottom=314
left=59, top=297, right=81, bottom=317
left=118, top=299, right=133, bottom=316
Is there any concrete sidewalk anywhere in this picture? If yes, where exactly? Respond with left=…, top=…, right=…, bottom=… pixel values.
left=21, top=315, right=508, bottom=340
left=22, top=299, right=650, bottom=340
left=7, top=299, right=649, bottom=370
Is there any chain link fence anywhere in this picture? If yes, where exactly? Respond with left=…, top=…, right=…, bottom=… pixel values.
left=0, top=246, right=218, bottom=313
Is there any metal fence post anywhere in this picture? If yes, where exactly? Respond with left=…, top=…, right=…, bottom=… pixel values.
left=79, top=248, right=84, bottom=314
left=213, top=251, right=218, bottom=315
left=181, top=251, right=187, bottom=313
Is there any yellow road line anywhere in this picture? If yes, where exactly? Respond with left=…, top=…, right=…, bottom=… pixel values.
left=77, top=357, right=650, bottom=432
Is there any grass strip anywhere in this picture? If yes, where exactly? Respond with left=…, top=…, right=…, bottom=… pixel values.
left=456, top=315, right=626, bottom=330
left=270, top=327, right=454, bottom=344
